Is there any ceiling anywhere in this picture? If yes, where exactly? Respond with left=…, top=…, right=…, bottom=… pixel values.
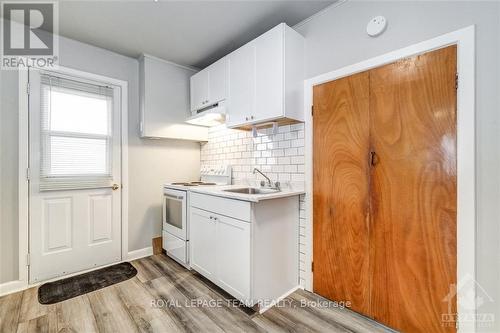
left=53, top=0, right=335, bottom=68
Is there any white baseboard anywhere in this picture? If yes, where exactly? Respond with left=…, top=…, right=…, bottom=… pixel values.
left=0, top=248, right=153, bottom=297
left=127, top=246, right=153, bottom=261
left=0, top=280, right=28, bottom=297
left=258, top=285, right=300, bottom=314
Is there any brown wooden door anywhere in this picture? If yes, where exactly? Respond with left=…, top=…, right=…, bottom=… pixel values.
left=312, top=71, right=371, bottom=316
left=369, top=46, right=457, bottom=332
left=313, top=45, right=457, bottom=333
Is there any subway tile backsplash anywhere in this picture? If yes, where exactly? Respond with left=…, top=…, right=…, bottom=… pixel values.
left=201, top=124, right=305, bottom=187
left=200, top=123, right=307, bottom=286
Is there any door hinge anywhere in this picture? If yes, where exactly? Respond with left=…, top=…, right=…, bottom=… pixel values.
left=26, top=253, right=30, bottom=266
left=311, top=105, right=314, bottom=117
left=26, top=168, right=30, bottom=181
left=26, top=82, right=30, bottom=95
left=455, top=73, right=459, bottom=90
left=311, top=261, right=314, bottom=272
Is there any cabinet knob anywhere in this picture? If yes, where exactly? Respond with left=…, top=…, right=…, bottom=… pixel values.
left=245, top=117, right=249, bottom=121
left=251, top=115, right=254, bottom=120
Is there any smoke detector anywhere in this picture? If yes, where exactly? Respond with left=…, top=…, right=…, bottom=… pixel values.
left=367, top=16, right=387, bottom=37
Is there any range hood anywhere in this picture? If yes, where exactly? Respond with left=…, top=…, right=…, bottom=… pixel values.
left=186, top=101, right=226, bottom=127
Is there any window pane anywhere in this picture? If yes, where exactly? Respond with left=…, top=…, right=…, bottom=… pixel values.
left=49, top=88, right=110, bottom=135
left=48, top=136, right=109, bottom=176
left=165, top=198, right=183, bottom=229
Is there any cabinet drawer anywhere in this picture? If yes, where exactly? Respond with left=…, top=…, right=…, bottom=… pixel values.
left=162, top=231, right=188, bottom=267
left=190, top=192, right=251, bottom=222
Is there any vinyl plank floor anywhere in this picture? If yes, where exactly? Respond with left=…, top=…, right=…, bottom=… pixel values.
left=55, top=294, right=99, bottom=333
left=0, top=291, right=23, bottom=333
left=0, top=254, right=395, bottom=333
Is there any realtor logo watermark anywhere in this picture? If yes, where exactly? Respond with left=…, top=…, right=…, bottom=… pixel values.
left=442, top=274, right=495, bottom=328
left=1, top=1, right=58, bottom=69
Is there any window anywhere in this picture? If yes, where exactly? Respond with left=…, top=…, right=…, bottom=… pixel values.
left=39, top=74, right=115, bottom=191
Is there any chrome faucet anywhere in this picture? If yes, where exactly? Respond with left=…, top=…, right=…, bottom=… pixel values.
left=253, top=168, right=280, bottom=190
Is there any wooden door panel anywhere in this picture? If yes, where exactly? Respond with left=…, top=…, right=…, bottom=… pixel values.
left=369, top=46, right=457, bottom=333
left=313, top=72, right=371, bottom=316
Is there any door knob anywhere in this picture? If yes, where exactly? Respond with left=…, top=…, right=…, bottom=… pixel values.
left=112, top=184, right=120, bottom=190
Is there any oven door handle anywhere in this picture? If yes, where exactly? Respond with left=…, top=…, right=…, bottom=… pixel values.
left=164, top=193, right=184, bottom=200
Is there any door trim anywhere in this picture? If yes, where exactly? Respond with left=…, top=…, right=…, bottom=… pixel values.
left=14, top=65, right=128, bottom=292
left=304, top=26, right=475, bottom=332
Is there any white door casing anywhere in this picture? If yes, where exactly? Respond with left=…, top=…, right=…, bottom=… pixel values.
left=28, top=68, right=122, bottom=283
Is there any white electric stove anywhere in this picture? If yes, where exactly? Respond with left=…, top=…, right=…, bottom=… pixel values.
left=162, top=166, right=232, bottom=267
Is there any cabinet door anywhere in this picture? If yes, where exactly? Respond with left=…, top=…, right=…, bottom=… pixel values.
left=207, top=58, right=227, bottom=105
left=190, top=70, right=208, bottom=111
left=215, top=215, right=251, bottom=302
left=190, top=207, right=216, bottom=280
left=226, top=44, right=255, bottom=127
left=254, top=24, right=284, bottom=122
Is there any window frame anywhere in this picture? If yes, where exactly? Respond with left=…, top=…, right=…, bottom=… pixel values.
left=38, top=72, right=116, bottom=190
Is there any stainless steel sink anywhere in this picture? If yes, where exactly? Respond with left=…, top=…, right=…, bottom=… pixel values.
left=222, top=187, right=280, bottom=194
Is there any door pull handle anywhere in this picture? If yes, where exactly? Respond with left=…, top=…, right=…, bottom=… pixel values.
left=370, top=151, right=379, bottom=166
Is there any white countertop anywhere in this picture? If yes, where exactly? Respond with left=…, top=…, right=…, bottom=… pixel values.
left=165, top=183, right=304, bottom=202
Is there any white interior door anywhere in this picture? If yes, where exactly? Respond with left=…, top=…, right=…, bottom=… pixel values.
left=28, top=68, right=122, bottom=283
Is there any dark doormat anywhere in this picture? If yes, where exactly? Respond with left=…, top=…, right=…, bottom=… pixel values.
left=38, top=262, right=137, bottom=304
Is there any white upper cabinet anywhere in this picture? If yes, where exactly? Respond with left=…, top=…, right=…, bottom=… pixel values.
left=190, top=58, right=227, bottom=112
left=190, top=70, right=208, bottom=111
left=139, top=55, right=208, bottom=141
left=226, top=44, right=255, bottom=126
left=226, top=23, right=304, bottom=128
left=254, top=24, right=284, bottom=122
left=207, top=58, right=227, bottom=106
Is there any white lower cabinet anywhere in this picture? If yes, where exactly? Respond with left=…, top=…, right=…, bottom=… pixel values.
left=190, top=207, right=250, bottom=300
left=190, top=208, right=216, bottom=280
left=215, top=214, right=250, bottom=301
left=189, top=192, right=299, bottom=311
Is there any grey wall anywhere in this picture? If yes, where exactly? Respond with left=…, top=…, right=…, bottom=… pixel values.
left=57, top=37, right=201, bottom=252
left=295, top=1, right=500, bottom=331
left=0, top=36, right=200, bottom=283
left=0, top=70, right=19, bottom=283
